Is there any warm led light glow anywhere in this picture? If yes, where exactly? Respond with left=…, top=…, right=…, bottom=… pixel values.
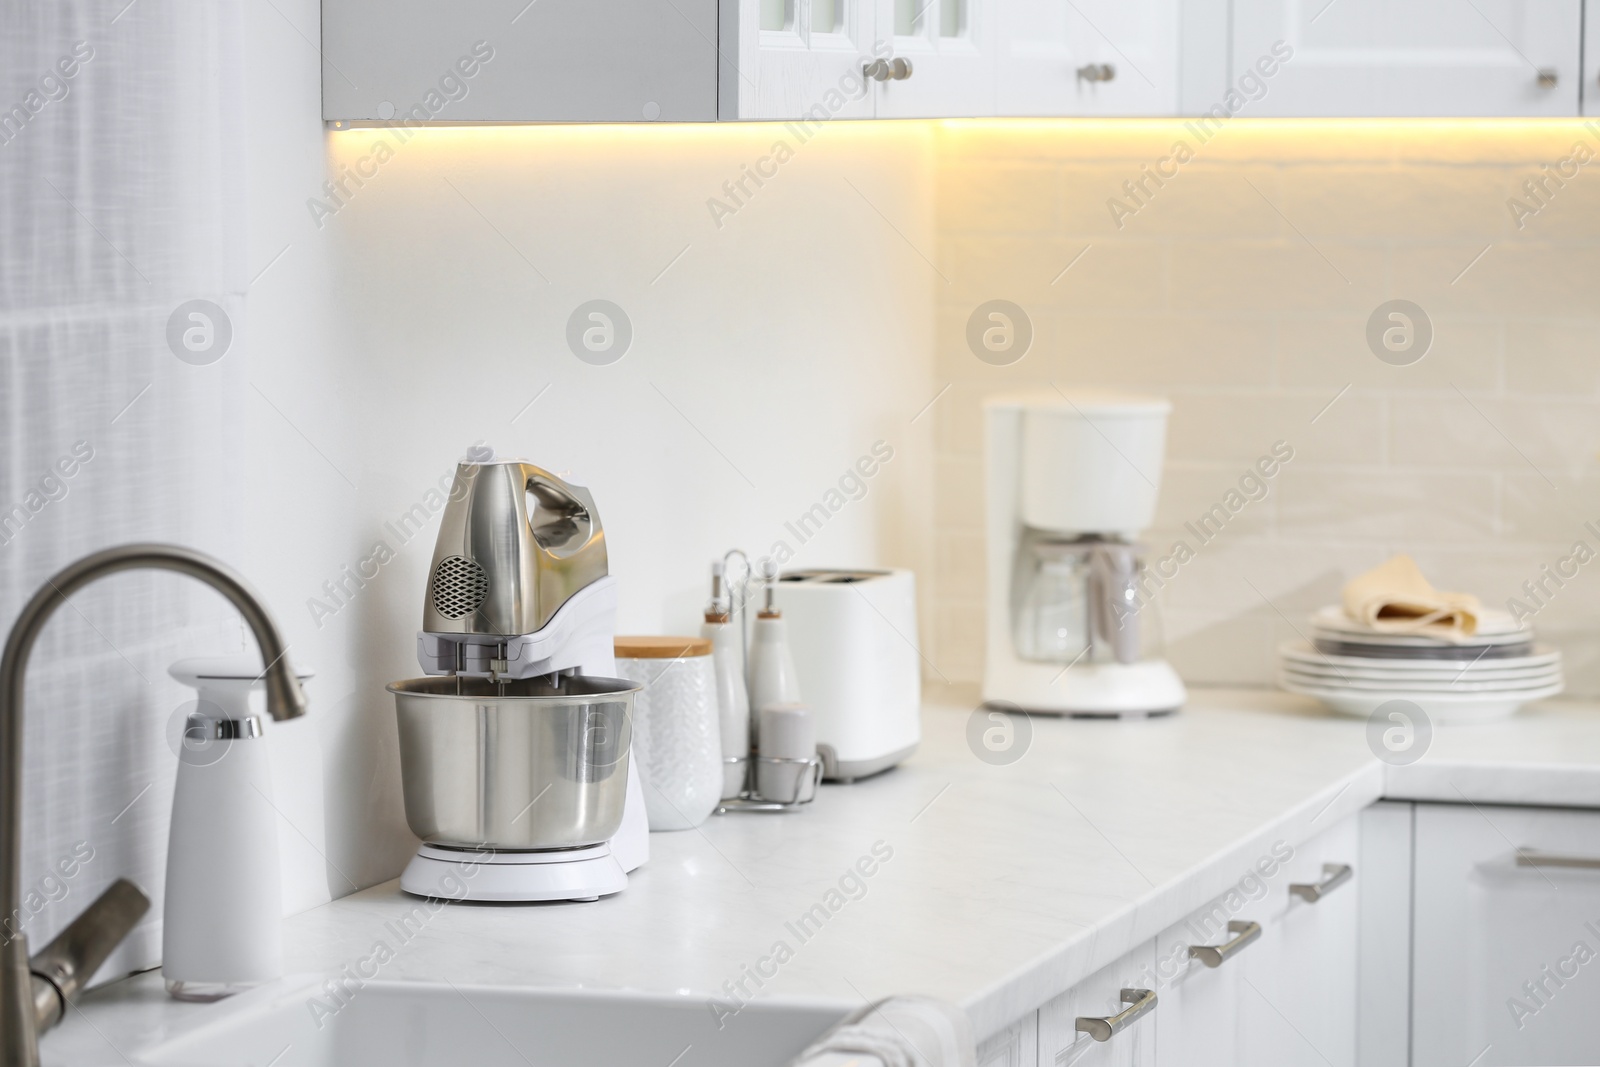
left=322, top=117, right=937, bottom=170
left=322, top=114, right=1600, bottom=173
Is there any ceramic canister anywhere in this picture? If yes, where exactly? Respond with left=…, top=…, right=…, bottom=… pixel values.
left=613, top=636, right=722, bottom=831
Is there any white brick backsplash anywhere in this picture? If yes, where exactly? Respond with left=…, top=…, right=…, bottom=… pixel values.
left=927, top=123, right=1600, bottom=692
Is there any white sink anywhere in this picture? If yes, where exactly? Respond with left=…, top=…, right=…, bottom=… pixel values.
left=133, top=975, right=848, bottom=1067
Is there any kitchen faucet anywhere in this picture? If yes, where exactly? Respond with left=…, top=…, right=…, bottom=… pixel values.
left=0, top=544, right=307, bottom=1067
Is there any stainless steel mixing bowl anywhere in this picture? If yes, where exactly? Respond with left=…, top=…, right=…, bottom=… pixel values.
left=388, top=674, right=641, bottom=851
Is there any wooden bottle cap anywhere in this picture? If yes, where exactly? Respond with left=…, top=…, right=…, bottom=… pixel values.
left=614, top=635, right=713, bottom=659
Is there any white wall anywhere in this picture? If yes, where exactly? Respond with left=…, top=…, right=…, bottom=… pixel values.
left=241, top=3, right=936, bottom=899
left=0, top=1, right=261, bottom=976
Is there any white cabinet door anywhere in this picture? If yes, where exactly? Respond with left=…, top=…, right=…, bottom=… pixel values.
left=996, top=0, right=1180, bottom=115
left=1236, top=815, right=1360, bottom=1067
left=1356, top=801, right=1413, bottom=1067
left=323, top=0, right=719, bottom=123
left=976, top=1012, right=1038, bottom=1067
left=1040, top=941, right=1158, bottom=1067
left=1234, top=0, right=1582, bottom=116
left=871, top=0, right=997, bottom=117
left=1152, top=816, right=1358, bottom=1067
left=1412, top=803, right=1600, bottom=1067
left=720, top=0, right=877, bottom=119
left=1153, top=901, right=1249, bottom=1067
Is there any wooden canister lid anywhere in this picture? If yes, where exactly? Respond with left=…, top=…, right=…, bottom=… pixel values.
left=614, top=635, right=713, bottom=659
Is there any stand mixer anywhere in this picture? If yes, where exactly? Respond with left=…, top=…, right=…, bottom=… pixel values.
left=389, top=451, right=648, bottom=902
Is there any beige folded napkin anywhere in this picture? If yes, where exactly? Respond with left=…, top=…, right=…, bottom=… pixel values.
left=1343, top=555, right=1481, bottom=638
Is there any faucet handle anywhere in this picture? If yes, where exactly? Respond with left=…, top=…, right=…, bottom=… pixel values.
left=29, top=879, right=149, bottom=1031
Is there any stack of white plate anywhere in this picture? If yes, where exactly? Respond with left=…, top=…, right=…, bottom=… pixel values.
left=1279, top=607, right=1563, bottom=723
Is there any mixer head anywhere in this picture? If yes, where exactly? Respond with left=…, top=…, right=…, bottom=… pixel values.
left=418, top=452, right=615, bottom=679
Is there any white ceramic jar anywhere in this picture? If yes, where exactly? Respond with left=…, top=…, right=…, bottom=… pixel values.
left=614, top=636, right=722, bottom=831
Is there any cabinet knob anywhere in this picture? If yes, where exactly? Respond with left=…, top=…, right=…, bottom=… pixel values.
left=864, top=57, right=914, bottom=82
left=1076, top=63, right=1115, bottom=83
left=1188, top=920, right=1261, bottom=968
left=1074, top=987, right=1156, bottom=1042
left=1537, top=68, right=1559, bottom=88
left=1289, top=862, right=1353, bottom=903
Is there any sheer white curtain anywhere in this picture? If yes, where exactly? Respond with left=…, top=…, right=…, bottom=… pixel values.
left=0, top=1, right=248, bottom=977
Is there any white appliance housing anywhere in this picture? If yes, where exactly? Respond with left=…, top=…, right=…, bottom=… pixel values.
left=163, top=656, right=308, bottom=999
left=774, top=569, right=921, bottom=781
left=403, top=631, right=650, bottom=903
left=984, top=394, right=1187, bottom=716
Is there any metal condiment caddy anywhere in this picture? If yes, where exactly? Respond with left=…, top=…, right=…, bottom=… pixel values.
left=713, top=548, right=821, bottom=815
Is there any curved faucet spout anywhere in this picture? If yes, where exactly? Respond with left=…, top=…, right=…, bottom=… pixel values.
left=0, top=544, right=307, bottom=1067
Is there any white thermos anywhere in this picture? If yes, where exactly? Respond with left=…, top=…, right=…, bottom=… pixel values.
left=163, top=656, right=305, bottom=1001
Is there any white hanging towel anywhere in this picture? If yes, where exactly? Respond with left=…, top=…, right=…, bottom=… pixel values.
left=790, top=996, right=977, bottom=1067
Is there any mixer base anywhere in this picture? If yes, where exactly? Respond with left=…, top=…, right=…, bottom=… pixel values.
left=401, top=843, right=628, bottom=903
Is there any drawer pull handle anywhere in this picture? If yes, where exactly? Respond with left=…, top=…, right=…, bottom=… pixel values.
left=1517, top=849, right=1600, bottom=870
left=1289, top=863, right=1353, bottom=903
left=1188, top=920, right=1261, bottom=968
left=1074, top=987, right=1155, bottom=1042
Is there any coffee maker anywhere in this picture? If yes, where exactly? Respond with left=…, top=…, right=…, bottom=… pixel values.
left=389, top=450, right=649, bottom=902
left=984, top=394, right=1186, bottom=717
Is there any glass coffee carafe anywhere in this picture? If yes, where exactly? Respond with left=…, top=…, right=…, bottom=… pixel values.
left=1011, top=532, right=1166, bottom=666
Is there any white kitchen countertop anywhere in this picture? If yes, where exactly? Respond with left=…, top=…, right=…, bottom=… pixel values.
left=42, top=685, right=1600, bottom=1064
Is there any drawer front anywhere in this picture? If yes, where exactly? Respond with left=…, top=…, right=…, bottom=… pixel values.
left=1413, top=802, right=1600, bottom=1066
left=1237, top=815, right=1360, bottom=1067
left=1153, top=816, right=1361, bottom=1067
left=1039, top=940, right=1158, bottom=1067
left=977, top=1012, right=1038, bottom=1067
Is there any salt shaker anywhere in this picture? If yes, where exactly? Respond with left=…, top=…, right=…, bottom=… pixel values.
left=757, top=702, right=817, bottom=804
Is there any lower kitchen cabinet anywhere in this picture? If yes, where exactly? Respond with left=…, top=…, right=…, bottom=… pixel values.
left=986, top=801, right=1600, bottom=1067
left=1236, top=816, right=1359, bottom=1067
left=1412, top=802, right=1600, bottom=1067
left=1152, top=814, right=1360, bottom=1067
left=1152, top=908, right=1243, bottom=1067
left=1356, top=801, right=1414, bottom=1067
left=1007, top=812, right=1361, bottom=1067
left=1039, top=941, right=1158, bottom=1066
left=978, top=1012, right=1039, bottom=1067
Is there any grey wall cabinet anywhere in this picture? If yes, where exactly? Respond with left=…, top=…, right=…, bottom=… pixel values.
left=321, top=0, right=719, bottom=124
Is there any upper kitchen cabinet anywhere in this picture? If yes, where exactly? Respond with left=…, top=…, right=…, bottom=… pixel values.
left=720, top=0, right=995, bottom=119
left=1233, top=0, right=1582, bottom=116
left=719, top=0, right=876, bottom=119
left=322, top=0, right=1595, bottom=121
left=870, top=0, right=999, bottom=118
left=321, top=0, right=719, bottom=123
left=996, top=0, right=1181, bottom=115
